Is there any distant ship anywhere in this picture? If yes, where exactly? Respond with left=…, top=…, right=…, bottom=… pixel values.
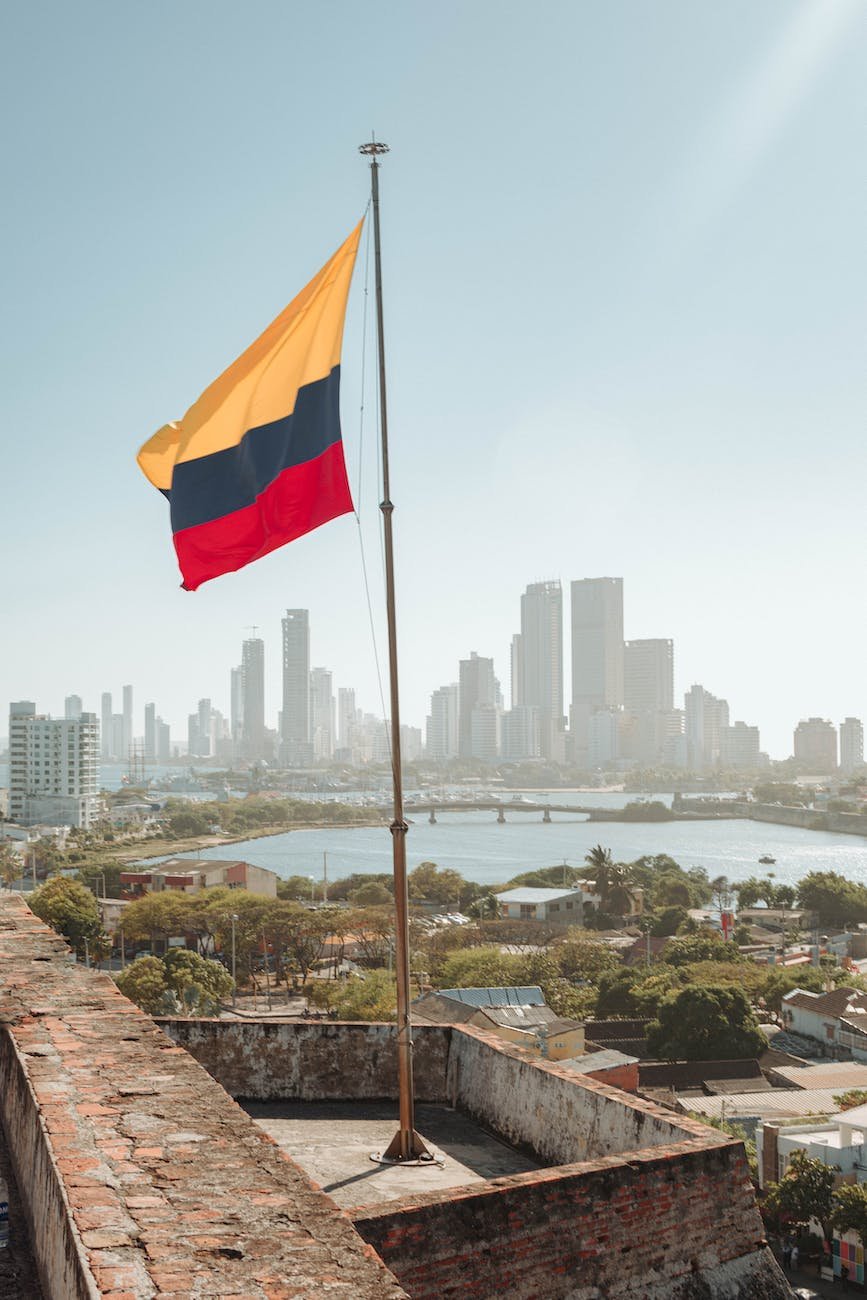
left=758, top=855, right=776, bottom=865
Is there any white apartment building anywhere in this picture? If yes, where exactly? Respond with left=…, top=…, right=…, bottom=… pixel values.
left=840, top=718, right=864, bottom=775
left=9, top=701, right=100, bottom=829
left=426, top=684, right=459, bottom=761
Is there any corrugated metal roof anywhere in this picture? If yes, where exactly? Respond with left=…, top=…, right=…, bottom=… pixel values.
left=561, top=1049, right=638, bottom=1075
left=772, top=1062, right=867, bottom=1090
left=494, top=887, right=585, bottom=903
left=437, top=986, right=545, bottom=1008
left=682, top=1088, right=845, bottom=1120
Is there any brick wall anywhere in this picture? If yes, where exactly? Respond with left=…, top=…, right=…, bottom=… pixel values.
left=353, top=1143, right=787, bottom=1300
left=0, top=895, right=407, bottom=1300
left=160, top=1018, right=451, bottom=1102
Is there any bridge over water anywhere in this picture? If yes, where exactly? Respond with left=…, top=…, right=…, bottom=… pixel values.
left=375, top=800, right=595, bottom=824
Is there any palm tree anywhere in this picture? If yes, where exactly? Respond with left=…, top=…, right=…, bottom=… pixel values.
left=585, top=844, right=633, bottom=919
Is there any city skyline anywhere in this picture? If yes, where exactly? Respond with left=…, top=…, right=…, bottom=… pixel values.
left=2, top=3, right=865, bottom=765
left=4, top=572, right=863, bottom=766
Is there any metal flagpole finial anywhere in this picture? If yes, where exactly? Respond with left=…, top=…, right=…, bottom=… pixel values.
left=358, top=139, right=390, bottom=157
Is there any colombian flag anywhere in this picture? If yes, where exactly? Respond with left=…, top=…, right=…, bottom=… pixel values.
left=138, top=223, right=362, bottom=591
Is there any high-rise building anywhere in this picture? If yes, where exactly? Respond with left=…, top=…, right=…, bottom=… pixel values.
left=310, top=667, right=335, bottom=761
left=230, top=667, right=244, bottom=751
left=122, top=685, right=133, bottom=763
left=510, top=635, right=523, bottom=710
left=500, top=706, right=540, bottom=762
left=458, top=653, right=500, bottom=759
left=337, top=687, right=357, bottom=757
left=587, top=707, right=620, bottom=768
left=516, top=581, right=563, bottom=760
left=719, top=722, right=762, bottom=770
left=241, top=637, right=266, bottom=762
left=281, top=609, right=311, bottom=766
left=64, top=694, right=83, bottom=720
left=144, top=703, right=156, bottom=761
left=684, top=685, right=729, bottom=771
left=624, top=640, right=674, bottom=716
left=570, top=578, right=623, bottom=761
left=110, top=714, right=124, bottom=761
left=793, top=718, right=837, bottom=772
left=840, top=718, right=864, bottom=775
left=9, top=701, right=100, bottom=828
left=470, top=702, right=500, bottom=763
left=426, top=684, right=459, bottom=761
left=623, top=639, right=675, bottom=766
left=400, top=725, right=423, bottom=763
left=156, top=719, right=171, bottom=763
left=101, top=693, right=113, bottom=760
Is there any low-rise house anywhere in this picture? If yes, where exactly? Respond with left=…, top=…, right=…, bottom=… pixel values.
left=738, top=907, right=813, bottom=933
left=412, top=986, right=585, bottom=1060
left=560, top=1048, right=639, bottom=1092
left=781, top=986, right=867, bottom=1060
left=758, top=1105, right=867, bottom=1286
left=120, top=859, right=279, bottom=899
left=494, top=885, right=598, bottom=924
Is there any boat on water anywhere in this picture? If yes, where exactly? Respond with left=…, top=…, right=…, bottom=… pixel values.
left=758, top=855, right=776, bottom=865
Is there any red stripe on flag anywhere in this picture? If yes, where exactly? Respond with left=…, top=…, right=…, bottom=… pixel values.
left=173, top=440, right=353, bottom=591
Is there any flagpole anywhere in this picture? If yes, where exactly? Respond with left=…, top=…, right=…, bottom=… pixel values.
left=360, top=138, right=430, bottom=1163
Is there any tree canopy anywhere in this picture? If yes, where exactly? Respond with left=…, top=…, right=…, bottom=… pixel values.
left=29, top=876, right=105, bottom=957
left=764, top=1149, right=838, bottom=1244
left=646, top=984, right=766, bottom=1061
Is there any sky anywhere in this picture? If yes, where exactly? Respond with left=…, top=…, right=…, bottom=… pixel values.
left=1, top=0, right=865, bottom=760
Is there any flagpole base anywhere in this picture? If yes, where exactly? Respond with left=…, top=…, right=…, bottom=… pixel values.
left=370, top=1129, right=443, bottom=1167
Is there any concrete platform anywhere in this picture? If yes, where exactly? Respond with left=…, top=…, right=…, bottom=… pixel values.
left=243, top=1100, right=542, bottom=1208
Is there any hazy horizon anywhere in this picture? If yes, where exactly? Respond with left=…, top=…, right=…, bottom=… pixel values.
left=2, top=1, right=865, bottom=760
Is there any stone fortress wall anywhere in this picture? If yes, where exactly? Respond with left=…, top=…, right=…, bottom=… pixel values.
left=1, top=893, right=790, bottom=1299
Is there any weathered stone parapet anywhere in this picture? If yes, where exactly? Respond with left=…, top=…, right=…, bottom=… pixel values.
left=160, top=1017, right=451, bottom=1103
left=0, top=894, right=407, bottom=1299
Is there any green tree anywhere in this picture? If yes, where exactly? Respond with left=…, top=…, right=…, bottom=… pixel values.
left=120, top=891, right=193, bottom=950
left=0, top=843, right=22, bottom=889
left=344, top=906, right=395, bottom=967
left=349, top=880, right=393, bottom=906
left=307, top=969, right=397, bottom=1020
left=408, top=862, right=465, bottom=907
left=654, top=875, right=693, bottom=908
left=662, top=932, right=738, bottom=967
left=646, top=984, right=766, bottom=1061
left=467, top=891, right=499, bottom=921
left=266, top=901, right=331, bottom=984
left=798, top=871, right=867, bottom=928
left=649, top=905, right=689, bottom=937
left=29, top=876, right=105, bottom=957
left=594, top=969, right=641, bottom=1018
left=764, top=1149, right=838, bottom=1245
left=74, top=860, right=125, bottom=899
left=31, top=836, right=64, bottom=878
left=831, top=1183, right=867, bottom=1247
left=277, top=875, right=323, bottom=901
left=555, top=931, right=621, bottom=983
left=584, top=845, right=633, bottom=917
left=162, top=948, right=234, bottom=1013
left=115, top=956, right=173, bottom=1015
left=437, top=945, right=526, bottom=990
